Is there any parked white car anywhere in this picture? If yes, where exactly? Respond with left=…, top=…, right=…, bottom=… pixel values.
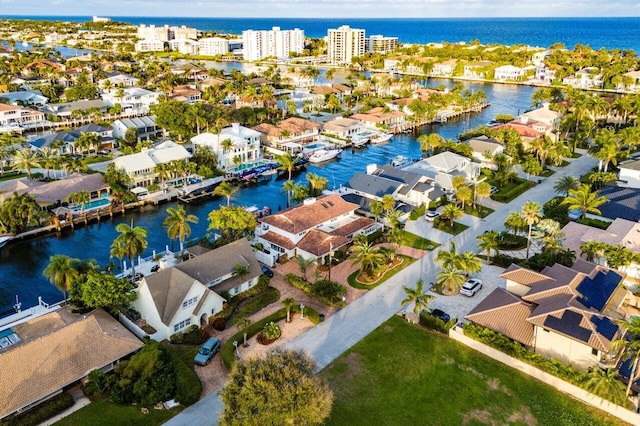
left=425, top=211, right=440, bottom=222
left=460, top=278, right=483, bottom=297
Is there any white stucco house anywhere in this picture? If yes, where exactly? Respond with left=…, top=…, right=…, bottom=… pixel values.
left=113, top=140, right=191, bottom=187
left=101, top=87, right=160, bottom=114
left=403, top=151, right=482, bottom=192
left=618, top=159, right=640, bottom=189
left=190, top=123, right=261, bottom=172
left=494, top=65, right=525, bottom=81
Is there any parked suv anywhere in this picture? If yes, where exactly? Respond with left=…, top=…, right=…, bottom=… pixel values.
left=194, top=337, right=221, bottom=366
left=422, top=308, right=451, bottom=322
left=261, top=265, right=274, bottom=278
left=460, top=278, right=483, bottom=297
left=425, top=211, right=440, bottom=222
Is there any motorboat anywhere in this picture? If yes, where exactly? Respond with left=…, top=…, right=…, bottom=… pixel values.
left=351, top=134, right=369, bottom=147
left=391, top=155, right=409, bottom=168
left=369, top=132, right=393, bottom=144
left=0, top=234, right=14, bottom=249
left=308, top=148, right=342, bottom=164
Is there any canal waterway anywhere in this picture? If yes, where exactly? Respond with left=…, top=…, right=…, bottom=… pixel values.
left=0, top=80, right=536, bottom=312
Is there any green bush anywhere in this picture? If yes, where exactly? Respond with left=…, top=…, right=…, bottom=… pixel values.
left=409, top=204, right=426, bottom=220
left=181, top=324, right=207, bottom=345
left=492, top=180, right=532, bottom=202
left=262, top=321, right=281, bottom=340
left=492, top=253, right=522, bottom=268
left=497, top=232, right=527, bottom=250
left=287, top=274, right=346, bottom=306
left=577, top=217, right=611, bottom=230
left=0, top=392, right=74, bottom=426
left=168, top=348, right=202, bottom=405
left=419, top=312, right=456, bottom=334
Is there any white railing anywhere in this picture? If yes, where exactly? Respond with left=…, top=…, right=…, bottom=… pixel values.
left=118, top=313, right=161, bottom=341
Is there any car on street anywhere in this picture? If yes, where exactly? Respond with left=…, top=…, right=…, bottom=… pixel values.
left=422, top=308, right=451, bottom=322
left=261, top=265, right=274, bottom=278
left=425, top=211, right=440, bottom=222
left=460, top=278, right=483, bottom=297
left=194, top=337, right=221, bottom=366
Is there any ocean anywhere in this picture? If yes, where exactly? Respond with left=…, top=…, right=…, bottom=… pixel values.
left=2, top=16, right=640, bottom=52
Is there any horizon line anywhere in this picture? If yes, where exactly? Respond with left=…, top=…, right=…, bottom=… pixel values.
left=2, top=14, right=639, bottom=19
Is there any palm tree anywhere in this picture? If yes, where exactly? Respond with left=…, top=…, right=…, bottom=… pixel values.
left=477, top=231, right=500, bottom=264
left=234, top=317, right=252, bottom=347
left=436, top=242, right=461, bottom=270
left=436, top=266, right=466, bottom=295
left=580, top=240, right=608, bottom=264
left=274, top=151, right=298, bottom=181
left=68, top=190, right=91, bottom=211
left=232, top=263, right=250, bottom=281
left=220, top=138, right=234, bottom=170
left=12, top=148, right=41, bottom=179
left=504, top=211, right=527, bottom=236
left=282, top=179, right=296, bottom=208
left=213, top=181, right=238, bottom=206
left=455, top=186, right=473, bottom=210
left=611, top=317, right=640, bottom=398
left=163, top=205, right=199, bottom=255
left=440, top=203, right=463, bottom=228
left=350, top=240, right=385, bottom=278
left=39, top=147, right=57, bottom=180
left=521, top=201, right=542, bottom=260
left=43, top=254, right=79, bottom=299
left=110, top=222, right=148, bottom=276
left=459, top=251, right=482, bottom=277
left=294, top=254, right=314, bottom=281
left=401, top=279, right=434, bottom=315
left=306, top=172, right=328, bottom=196
left=584, top=368, right=627, bottom=406
left=562, top=184, right=606, bottom=220
left=553, top=175, right=580, bottom=196
left=474, top=181, right=491, bottom=208
left=282, top=297, right=296, bottom=322
left=369, top=199, right=384, bottom=228
left=531, top=218, right=564, bottom=252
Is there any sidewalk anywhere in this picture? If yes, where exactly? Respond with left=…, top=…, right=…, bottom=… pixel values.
left=38, top=386, right=90, bottom=426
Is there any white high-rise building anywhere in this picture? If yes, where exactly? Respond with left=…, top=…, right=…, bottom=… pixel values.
left=198, top=37, right=230, bottom=56
left=137, top=24, right=171, bottom=42
left=242, top=27, right=305, bottom=61
left=366, top=35, right=398, bottom=54
left=327, top=25, right=365, bottom=64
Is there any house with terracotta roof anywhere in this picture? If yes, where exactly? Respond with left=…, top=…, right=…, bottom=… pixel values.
left=0, top=307, right=143, bottom=420
left=255, top=194, right=379, bottom=266
left=252, top=117, right=320, bottom=150
left=350, top=107, right=407, bottom=132
left=170, top=85, right=202, bottom=104
left=466, top=259, right=627, bottom=369
left=0, top=103, right=45, bottom=128
left=133, top=238, right=260, bottom=341
left=493, top=115, right=557, bottom=144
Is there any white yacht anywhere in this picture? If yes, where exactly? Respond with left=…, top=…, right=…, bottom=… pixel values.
left=351, top=134, right=369, bottom=147
left=308, top=148, right=342, bottom=164
left=370, top=132, right=393, bottom=144
left=391, top=155, right=410, bottom=168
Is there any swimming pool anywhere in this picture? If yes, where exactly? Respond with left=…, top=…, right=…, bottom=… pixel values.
left=71, top=197, right=111, bottom=212
left=230, top=159, right=271, bottom=173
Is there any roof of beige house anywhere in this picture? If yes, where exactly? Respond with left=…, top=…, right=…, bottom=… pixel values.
left=501, top=263, right=556, bottom=287
left=260, top=194, right=358, bottom=234
left=143, top=267, right=199, bottom=325
left=28, top=173, right=109, bottom=205
left=0, top=308, right=142, bottom=419
left=561, top=219, right=640, bottom=256
left=466, top=288, right=536, bottom=346
left=253, top=117, right=319, bottom=137
left=296, top=229, right=350, bottom=256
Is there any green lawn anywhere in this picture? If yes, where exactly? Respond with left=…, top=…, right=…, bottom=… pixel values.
left=462, top=205, right=494, bottom=218
left=433, top=218, right=469, bottom=235
left=400, top=230, right=439, bottom=251
left=348, top=255, right=416, bottom=290
left=320, top=316, right=626, bottom=426
left=232, top=286, right=280, bottom=320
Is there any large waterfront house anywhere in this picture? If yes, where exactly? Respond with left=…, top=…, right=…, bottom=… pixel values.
left=255, top=194, right=379, bottom=266
left=0, top=103, right=45, bottom=128
left=113, top=140, right=191, bottom=188
left=563, top=67, right=604, bottom=90
left=30, top=123, right=115, bottom=153
left=350, top=107, right=406, bottom=132
left=493, top=115, right=557, bottom=144
left=463, top=61, right=494, bottom=80
left=41, top=99, right=109, bottom=120
left=101, top=87, right=160, bottom=114
left=493, top=65, right=525, bottom=81
left=97, top=72, right=139, bottom=91
left=111, top=115, right=163, bottom=142
left=0, top=90, right=48, bottom=107
left=170, top=85, right=202, bottom=104
left=322, top=117, right=365, bottom=140
left=252, top=117, right=320, bottom=151
left=190, top=123, right=261, bottom=172
left=522, top=103, right=562, bottom=130
left=466, top=259, right=626, bottom=370
left=462, top=135, right=504, bottom=170
left=0, top=307, right=143, bottom=421
left=402, top=151, right=482, bottom=192
left=132, top=238, right=261, bottom=341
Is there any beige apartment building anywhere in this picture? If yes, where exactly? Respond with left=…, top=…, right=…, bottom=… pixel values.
left=327, top=25, right=365, bottom=64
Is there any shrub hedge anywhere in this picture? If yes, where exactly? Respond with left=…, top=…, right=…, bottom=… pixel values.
left=409, top=204, right=427, bottom=220
left=167, top=347, right=202, bottom=405
left=286, top=274, right=346, bottom=306
left=577, top=217, right=611, bottom=230
left=418, top=312, right=457, bottom=334
left=492, top=180, right=532, bottom=202
left=0, top=393, right=74, bottom=426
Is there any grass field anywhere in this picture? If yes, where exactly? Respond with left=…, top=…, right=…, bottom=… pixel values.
left=320, top=316, right=627, bottom=426
left=401, top=230, right=440, bottom=251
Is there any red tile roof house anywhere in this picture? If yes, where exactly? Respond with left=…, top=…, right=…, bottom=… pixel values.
left=255, top=194, right=380, bottom=266
left=465, top=259, right=628, bottom=370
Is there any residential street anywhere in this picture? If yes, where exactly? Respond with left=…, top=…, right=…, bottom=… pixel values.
left=165, top=150, right=597, bottom=425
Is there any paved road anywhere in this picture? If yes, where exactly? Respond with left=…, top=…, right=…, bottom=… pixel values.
left=165, top=150, right=597, bottom=424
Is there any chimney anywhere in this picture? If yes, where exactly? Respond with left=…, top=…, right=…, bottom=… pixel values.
left=231, top=122, right=240, bottom=134
left=520, top=116, right=529, bottom=124
left=303, top=197, right=317, bottom=206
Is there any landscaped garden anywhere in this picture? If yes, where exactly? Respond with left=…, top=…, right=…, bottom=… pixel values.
left=320, top=316, right=627, bottom=426
left=432, top=216, right=469, bottom=235
left=347, top=255, right=415, bottom=290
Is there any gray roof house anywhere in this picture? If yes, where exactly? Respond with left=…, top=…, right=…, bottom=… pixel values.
left=463, top=135, right=504, bottom=170
left=403, top=151, right=482, bottom=191
left=41, top=99, right=109, bottom=118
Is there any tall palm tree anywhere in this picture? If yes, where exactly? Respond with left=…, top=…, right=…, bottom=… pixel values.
left=282, top=297, right=296, bottom=322
left=294, top=254, right=315, bottom=281
left=440, top=203, right=463, bottom=228
left=562, top=184, right=606, bottom=220
left=474, top=181, right=491, bottom=208
left=611, top=317, right=640, bottom=398
left=12, top=148, right=41, bottom=179
left=306, top=172, right=328, bottom=196
left=220, top=138, right=234, bottom=171
left=234, top=316, right=252, bottom=347
left=163, top=205, right=199, bottom=255
left=43, top=254, right=79, bottom=299
left=553, top=175, right=580, bottom=196
left=110, top=222, right=148, bottom=276
left=531, top=218, right=564, bottom=252
left=274, top=151, right=298, bottom=181
left=504, top=211, right=527, bottom=236
left=580, top=240, right=608, bottom=264
left=436, top=266, right=466, bottom=295
left=282, top=179, right=296, bottom=208
left=39, top=147, right=57, bottom=180
left=401, top=279, right=434, bottom=315
left=68, top=190, right=90, bottom=211
left=584, top=367, right=628, bottom=406
left=459, top=251, right=482, bottom=277
left=436, top=242, right=461, bottom=270
left=213, top=181, right=238, bottom=206
left=350, top=240, right=385, bottom=278
left=521, top=201, right=542, bottom=260
left=477, top=230, right=500, bottom=264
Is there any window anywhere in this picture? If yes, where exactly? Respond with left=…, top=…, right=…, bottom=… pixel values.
left=173, top=318, right=191, bottom=333
left=182, top=296, right=198, bottom=309
left=591, top=348, right=598, bottom=356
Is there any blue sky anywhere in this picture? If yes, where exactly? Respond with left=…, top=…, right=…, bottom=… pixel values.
left=1, top=0, right=640, bottom=18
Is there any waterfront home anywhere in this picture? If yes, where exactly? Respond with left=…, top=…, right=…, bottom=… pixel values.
left=21, top=59, right=65, bottom=77
left=466, top=259, right=627, bottom=370
left=9, top=76, right=51, bottom=91
left=113, top=141, right=191, bottom=188
left=563, top=67, right=603, bottom=90
left=41, top=99, right=109, bottom=120
left=98, top=72, right=139, bottom=91
left=383, top=55, right=432, bottom=75
left=252, top=117, right=320, bottom=151
left=621, top=71, right=640, bottom=92
left=462, top=135, right=504, bottom=170
left=132, top=238, right=261, bottom=341
left=282, top=69, right=315, bottom=88
left=101, top=87, right=160, bottom=114
left=618, top=159, right=640, bottom=189
left=493, top=65, right=525, bottom=81
left=402, top=151, right=482, bottom=192
left=0, top=90, right=48, bottom=107
left=111, top=115, right=163, bottom=142
left=0, top=307, right=143, bottom=421
left=0, top=103, right=45, bottom=128
left=431, top=59, right=457, bottom=77
left=310, top=84, right=351, bottom=102
left=191, top=123, right=261, bottom=172
left=350, top=107, right=406, bottom=132
left=30, top=123, right=115, bottom=153
left=562, top=218, right=640, bottom=282
left=463, top=61, right=494, bottom=80
left=493, top=115, right=557, bottom=144
left=522, top=103, right=562, bottom=130
left=170, top=85, right=202, bottom=104
left=322, top=117, right=365, bottom=140
left=534, top=65, right=557, bottom=85
left=256, top=194, right=379, bottom=266
left=370, top=73, right=420, bottom=97
left=0, top=173, right=110, bottom=208
left=531, top=49, right=551, bottom=66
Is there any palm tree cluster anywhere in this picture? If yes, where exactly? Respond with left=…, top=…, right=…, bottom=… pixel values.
left=561, top=184, right=606, bottom=220
left=0, top=192, right=45, bottom=233
left=580, top=241, right=640, bottom=270
left=349, top=237, right=397, bottom=280
left=435, top=242, right=482, bottom=294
